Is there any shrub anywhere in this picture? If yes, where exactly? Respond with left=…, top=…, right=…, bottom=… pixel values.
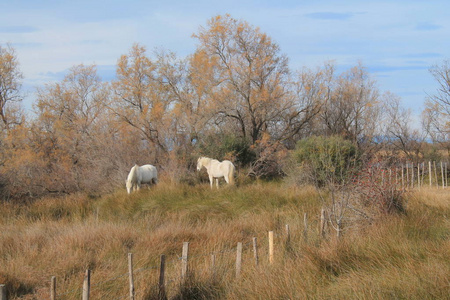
left=197, top=133, right=255, bottom=166
left=247, top=134, right=288, bottom=179
left=353, top=161, right=406, bottom=215
left=293, top=135, right=360, bottom=186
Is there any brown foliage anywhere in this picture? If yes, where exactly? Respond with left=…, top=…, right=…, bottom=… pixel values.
left=193, top=14, right=293, bottom=144
left=248, top=133, right=287, bottom=179
left=2, top=17, right=448, bottom=199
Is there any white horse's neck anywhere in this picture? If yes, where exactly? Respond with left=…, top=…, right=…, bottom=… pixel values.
left=203, top=158, right=210, bottom=167
left=202, top=158, right=215, bottom=170
left=130, top=165, right=139, bottom=183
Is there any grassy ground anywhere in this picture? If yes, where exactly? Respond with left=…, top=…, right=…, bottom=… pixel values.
left=0, top=182, right=449, bottom=299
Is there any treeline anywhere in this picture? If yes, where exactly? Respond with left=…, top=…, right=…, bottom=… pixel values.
left=0, top=15, right=448, bottom=199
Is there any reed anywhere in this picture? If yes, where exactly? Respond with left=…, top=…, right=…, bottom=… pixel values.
left=0, top=182, right=448, bottom=299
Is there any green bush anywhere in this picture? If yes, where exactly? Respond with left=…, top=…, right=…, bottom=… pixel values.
left=293, top=135, right=360, bottom=186
left=197, top=133, right=255, bottom=166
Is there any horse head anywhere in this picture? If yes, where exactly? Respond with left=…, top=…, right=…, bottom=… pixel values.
left=126, top=180, right=132, bottom=194
left=126, top=164, right=140, bottom=194
left=196, top=157, right=203, bottom=171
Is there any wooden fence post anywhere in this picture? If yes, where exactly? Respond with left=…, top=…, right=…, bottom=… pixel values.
left=303, top=213, right=308, bottom=243
left=421, top=162, right=425, bottom=186
left=445, top=163, right=448, bottom=188
left=320, top=208, right=326, bottom=238
left=268, top=231, right=274, bottom=265
left=429, top=161, right=432, bottom=187
left=210, top=254, right=216, bottom=279
left=411, top=163, right=414, bottom=188
left=0, top=284, right=6, bottom=300
left=82, top=269, right=90, bottom=300
left=158, top=255, right=167, bottom=300
left=285, top=224, right=290, bottom=244
left=236, top=242, right=242, bottom=278
left=434, top=161, right=438, bottom=188
left=395, top=167, right=398, bottom=187
left=128, top=253, right=135, bottom=300
left=181, top=242, right=189, bottom=281
left=50, top=276, right=56, bottom=300
left=406, top=163, right=409, bottom=188
left=252, top=237, right=259, bottom=266
left=336, top=219, right=341, bottom=239
left=401, top=165, right=404, bottom=189
left=417, top=163, right=420, bottom=189
left=441, top=162, right=444, bottom=189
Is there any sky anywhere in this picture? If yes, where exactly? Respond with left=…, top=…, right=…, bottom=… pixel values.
left=1, top=0, right=449, bottom=127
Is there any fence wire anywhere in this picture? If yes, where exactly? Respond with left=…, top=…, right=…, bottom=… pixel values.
left=48, top=237, right=255, bottom=299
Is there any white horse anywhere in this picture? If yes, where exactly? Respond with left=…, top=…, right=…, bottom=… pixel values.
left=196, top=157, right=235, bottom=189
left=126, top=164, right=158, bottom=194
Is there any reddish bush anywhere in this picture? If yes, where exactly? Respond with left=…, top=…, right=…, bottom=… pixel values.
left=352, top=161, right=405, bottom=215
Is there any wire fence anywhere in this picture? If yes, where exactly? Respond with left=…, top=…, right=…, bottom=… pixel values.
left=42, top=236, right=259, bottom=300
left=1, top=161, right=447, bottom=299
left=387, top=161, right=448, bottom=189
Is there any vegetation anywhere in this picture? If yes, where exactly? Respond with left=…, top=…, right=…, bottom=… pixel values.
left=0, top=13, right=449, bottom=300
left=0, top=14, right=448, bottom=199
left=294, top=135, right=360, bottom=186
left=0, top=182, right=448, bottom=299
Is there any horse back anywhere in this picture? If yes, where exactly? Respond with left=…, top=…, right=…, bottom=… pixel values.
left=139, top=164, right=158, bottom=183
left=218, top=160, right=234, bottom=175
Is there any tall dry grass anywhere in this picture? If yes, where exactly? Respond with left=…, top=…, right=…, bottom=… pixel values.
left=0, top=182, right=448, bottom=299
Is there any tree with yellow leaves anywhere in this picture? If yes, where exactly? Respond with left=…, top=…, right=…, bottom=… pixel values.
left=192, top=15, right=293, bottom=144
left=32, top=64, right=110, bottom=193
left=111, top=44, right=173, bottom=160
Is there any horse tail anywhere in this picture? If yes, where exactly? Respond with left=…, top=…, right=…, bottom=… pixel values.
left=228, top=163, right=235, bottom=185
left=153, top=166, right=158, bottom=184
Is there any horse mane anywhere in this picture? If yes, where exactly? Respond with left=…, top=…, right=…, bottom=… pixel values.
left=128, top=164, right=139, bottom=183
left=200, top=157, right=217, bottom=163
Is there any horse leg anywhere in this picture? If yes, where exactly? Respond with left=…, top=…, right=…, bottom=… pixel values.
left=216, top=178, right=219, bottom=188
left=209, top=176, right=214, bottom=189
left=224, top=175, right=229, bottom=185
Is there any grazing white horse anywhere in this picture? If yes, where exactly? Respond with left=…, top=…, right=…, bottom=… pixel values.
left=197, top=157, right=235, bottom=189
left=126, top=164, right=158, bottom=194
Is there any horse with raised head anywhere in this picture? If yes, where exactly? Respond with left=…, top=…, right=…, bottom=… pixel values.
left=196, top=157, right=235, bottom=189
left=126, top=164, right=158, bottom=194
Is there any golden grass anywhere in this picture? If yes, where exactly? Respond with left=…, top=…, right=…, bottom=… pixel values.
left=412, top=187, right=450, bottom=209
left=0, top=182, right=449, bottom=299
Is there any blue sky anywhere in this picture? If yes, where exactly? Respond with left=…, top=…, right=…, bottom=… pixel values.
left=1, top=0, right=449, bottom=126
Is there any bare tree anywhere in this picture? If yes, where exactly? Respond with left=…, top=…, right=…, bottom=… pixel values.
left=423, top=60, right=450, bottom=154
left=318, top=63, right=382, bottom=149
left=0, top=44, right=23, bottom=130
left=277, top=63, right=333, bottom=147
left=382, top=92, right=425, bottom=160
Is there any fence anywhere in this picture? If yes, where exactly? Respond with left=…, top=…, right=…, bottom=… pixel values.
left=374, top=161, right=448, bottom=190
left=0, top=161, right=447, bottom=299
left=0, top=219, right=317, bottom=300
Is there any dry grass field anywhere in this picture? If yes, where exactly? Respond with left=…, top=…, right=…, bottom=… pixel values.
left=0, top=182, right=449, bottom=299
